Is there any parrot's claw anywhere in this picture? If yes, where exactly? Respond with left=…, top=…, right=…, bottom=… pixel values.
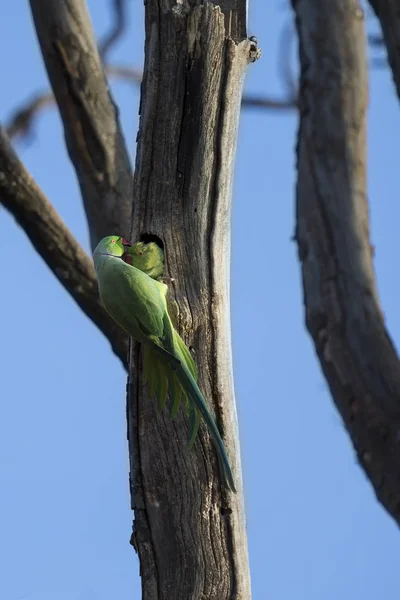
left=248, top=35, right=262, bottom=63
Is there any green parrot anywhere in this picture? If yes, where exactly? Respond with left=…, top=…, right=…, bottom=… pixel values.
left=93, top=235, right=236, bottom=492
left=123, top=240, right=164, bottom=280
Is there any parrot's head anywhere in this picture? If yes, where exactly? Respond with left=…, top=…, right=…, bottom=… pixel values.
left=93, top=235, right=131, bottom=259
left=125, top=241, right=164, bottom=279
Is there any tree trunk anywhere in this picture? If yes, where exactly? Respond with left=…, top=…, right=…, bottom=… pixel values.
left=292, top=0, right=400, bottom=525
left=128, top=2, right=255, bottom=598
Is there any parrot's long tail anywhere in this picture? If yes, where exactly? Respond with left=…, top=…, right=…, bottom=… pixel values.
left=174, top=354, right=236, bottom=493
left=142, top=336, right=236, bottom=492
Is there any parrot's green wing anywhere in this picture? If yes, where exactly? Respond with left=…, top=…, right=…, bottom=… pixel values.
left=94, top=237, right=235, bottom=492
left=98, top=260, right=165, bottom=340
left=97, top=258, right=178, bottom=366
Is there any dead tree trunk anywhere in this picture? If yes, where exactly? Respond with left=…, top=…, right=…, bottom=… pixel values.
left=292, top=0, right=400, bottom=525
left=128, top=2, right=255, bottom=598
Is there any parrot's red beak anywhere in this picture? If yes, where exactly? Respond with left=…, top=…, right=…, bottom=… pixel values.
left=121, top=238, right=131, bottom=248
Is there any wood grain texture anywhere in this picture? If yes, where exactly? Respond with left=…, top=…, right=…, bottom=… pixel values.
left=0, top=128, right=128, bottom=369
left=368, top=0, right=400, bottom=99
left=128, top=2, right=253, bottom=598
left=29, top=0, right=132, bottom=250
left=292, top=0, right=400, bottom=524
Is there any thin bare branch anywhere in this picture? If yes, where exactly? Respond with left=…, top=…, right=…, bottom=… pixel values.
left=5, top=65, right=142, bottom=141
left=29, top=0, right=133, bottom=250
left=368, top=32, right=385, bottom=46
left=106, top=64, right=142, bottom=82
left=6, top=92, right=54, bottom=140
left=241, top=95, right=296, bottom=109
left=292, top=0, right=400, bottom=525
left=99, top=0, right=128, bottom=60
left=0, top=127, right=128, bottom=370
left=278, top=19, right=297, bottom=99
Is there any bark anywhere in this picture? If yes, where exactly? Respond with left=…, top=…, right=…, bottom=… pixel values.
left=0, top=128, right=128, bottom=368
left=29, top=0, right=133, bottom=250
left=292, top=0, right=400, bottom=524
left=368, top=0, right=400, bottom=100
left=128, top=2, right=255, bottom=598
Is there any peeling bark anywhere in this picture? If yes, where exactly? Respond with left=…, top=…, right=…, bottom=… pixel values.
left=292, top=0, right=400, bottom=524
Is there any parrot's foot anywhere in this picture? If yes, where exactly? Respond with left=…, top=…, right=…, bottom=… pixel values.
left=248, top=35, right=262, bottom=63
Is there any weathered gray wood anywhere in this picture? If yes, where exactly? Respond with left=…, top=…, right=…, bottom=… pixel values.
left=368, top=0, right=400, bottom=100
left=128, top=2, right=254, bottom=598
left=292, top=0, right=400, bottom=524
left=29, top=0, right=132, bottom=250
left=0, top=128, right=128, bottom=368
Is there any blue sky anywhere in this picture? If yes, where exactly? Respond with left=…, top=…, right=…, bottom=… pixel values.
left=1, top=2, right=400, bottom=599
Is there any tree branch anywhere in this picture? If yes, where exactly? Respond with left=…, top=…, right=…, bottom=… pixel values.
left=0, top=127, right=128, bottom=370
left=278, top=19, right=297, bottom=99
left=99, top=0, right=128, bottom=60
left=241, top=95, right=296, bottom=109
left=29, top=0, right=133, bottom=250
left=5, top=66, right=142, bottom=141
left=292, top=0, right=400, bottom=525
left=368, top=0, right=400, bottom=99
left=6, top=92, right=54, bottom=140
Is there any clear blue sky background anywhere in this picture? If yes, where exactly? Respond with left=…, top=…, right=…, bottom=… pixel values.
left=1, top=2, right=400, bottom=599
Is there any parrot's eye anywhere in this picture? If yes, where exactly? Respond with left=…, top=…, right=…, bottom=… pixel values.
left=111, top=239, right=116, bottom=244
left=138, top=252, right=143, bottom=256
